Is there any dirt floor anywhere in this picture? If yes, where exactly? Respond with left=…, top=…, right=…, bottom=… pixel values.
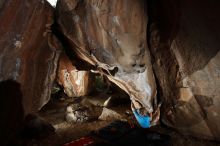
left=13, top=93, right=220, bottom=146
left=37, top=97, right=124, bottom=145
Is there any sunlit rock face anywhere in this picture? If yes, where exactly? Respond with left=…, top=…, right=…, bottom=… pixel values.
left=47, top=0, right=58, bottom=7
left=148, top=0, right=220, bottom=140
left=0, top=0, right=61, bottom=113
left=56, top=0, right=157, bottom=113
left=57, top=54, right=95, bottom=97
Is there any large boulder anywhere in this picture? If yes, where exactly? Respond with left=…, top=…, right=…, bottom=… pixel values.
left=57, top=54, right=95, bottom=97
left=148, top=0, right=220, bottom=140
left=0, top=0, right=61, bottom=114
left=56, top=0, right=157, bottom=115
left=0, top=0, right=61, bottom=145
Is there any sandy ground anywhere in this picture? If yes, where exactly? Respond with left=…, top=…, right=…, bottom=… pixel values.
left=34, top=95, right=131, bottom=146
left=15, top=94, right=220, bottom=146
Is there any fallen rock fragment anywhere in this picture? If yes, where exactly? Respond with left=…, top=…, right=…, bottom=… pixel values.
left=98, top=108, right=124, bottom=121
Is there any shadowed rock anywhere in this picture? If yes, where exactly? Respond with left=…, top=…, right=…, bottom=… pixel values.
left=148, top=0, right=220, bottom=140
left=0, top=0, right=61, bottom=113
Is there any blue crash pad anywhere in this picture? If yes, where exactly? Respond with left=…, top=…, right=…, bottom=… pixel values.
left=133, top=110, right=151, bottom=128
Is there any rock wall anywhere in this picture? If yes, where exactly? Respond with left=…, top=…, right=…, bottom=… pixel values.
left=1, top=0, right=220, bottom=141
left=56, top=0, right=157, bottom=115
left=0, top=0, right=61, bottom=113
left=148, top=0, right=220, bottom=140
left=57, top=54, right=95, bottom=97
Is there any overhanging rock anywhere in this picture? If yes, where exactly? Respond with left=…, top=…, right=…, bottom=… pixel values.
left=56, top=0, right=157, bottom=115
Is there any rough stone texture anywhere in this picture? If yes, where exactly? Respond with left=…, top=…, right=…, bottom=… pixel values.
left=56, top=0, right=157, bottom=114
left=57, top=54, right=94, bottom=97
left=148, top=0, right=220, bottom=140
left=0, top=0, right=61, bottom=114
left=1, top=0, right=219, bottom=141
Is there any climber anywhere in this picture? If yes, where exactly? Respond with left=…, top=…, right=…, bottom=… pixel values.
left=131, top=102, right=161, bottom=128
